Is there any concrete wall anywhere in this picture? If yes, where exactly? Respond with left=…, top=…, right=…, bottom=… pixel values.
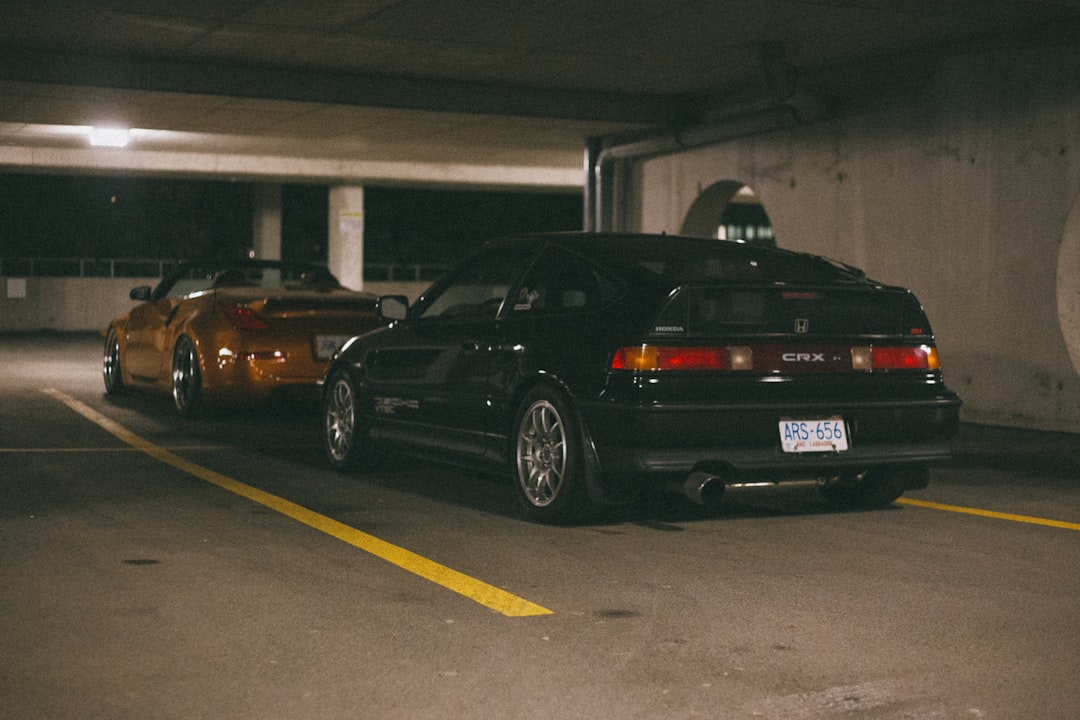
left=0, top=277, right=158, bottom=333
left=0, top=277, right=431, bottom=335
left=636, top=40, right=1080, bottom=433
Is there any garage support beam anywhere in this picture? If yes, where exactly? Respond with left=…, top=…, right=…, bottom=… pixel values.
left=0, top=48, right=691, bottom=127
left=328, top=186, right=366, bottom=291
left=252, top=184, right=282, bottom=261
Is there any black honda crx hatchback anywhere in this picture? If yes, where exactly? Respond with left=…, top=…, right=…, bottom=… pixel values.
left=322, top=233, right=961, bottom=523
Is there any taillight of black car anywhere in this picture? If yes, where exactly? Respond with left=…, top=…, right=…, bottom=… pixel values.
left=610, top=343, right=941, bottom=373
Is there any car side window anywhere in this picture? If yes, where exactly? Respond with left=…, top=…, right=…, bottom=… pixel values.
left=418, top=248, right=525, bottom=322
left=511, top=247, right=619, bottom=316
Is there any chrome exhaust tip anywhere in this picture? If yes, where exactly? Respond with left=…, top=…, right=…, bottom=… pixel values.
left=683, top=472, right=726, bottom=508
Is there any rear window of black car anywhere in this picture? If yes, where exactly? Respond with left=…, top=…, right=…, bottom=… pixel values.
left=653, top=286, right=932, bottom=338
left=633, top=249, right=856, bottom=283
left=575, top=236, right=862, bottom=285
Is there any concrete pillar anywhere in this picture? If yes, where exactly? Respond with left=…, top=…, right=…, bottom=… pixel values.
left=328, top=185, right=365, bottom=290
left=252, top=183, right=282, bottom=260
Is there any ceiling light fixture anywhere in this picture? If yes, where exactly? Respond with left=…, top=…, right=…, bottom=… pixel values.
left=88, top=127, right=131, bottom=147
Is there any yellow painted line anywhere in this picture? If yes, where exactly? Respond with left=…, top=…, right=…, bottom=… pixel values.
left=41, top=388, right=553, bottom=618
left=0, top=446, right=229, bottom=453
left=897, top=497, right=1080, bottom=532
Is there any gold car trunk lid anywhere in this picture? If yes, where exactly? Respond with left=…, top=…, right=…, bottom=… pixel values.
left=261, top=294, right=378, bottom=317
left=215, top=287, right=378, bottom=318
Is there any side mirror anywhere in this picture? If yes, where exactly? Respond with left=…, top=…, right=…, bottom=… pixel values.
left=129, top=286, right=152, bottom=302
left=377, top=295, right=409, bottom=321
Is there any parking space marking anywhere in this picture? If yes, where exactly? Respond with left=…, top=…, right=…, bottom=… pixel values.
left=0, top=445, right=229, bottom=453
left=42, top=388, right=554, bottom=618
left=898, top=497, right=1080, bottom=532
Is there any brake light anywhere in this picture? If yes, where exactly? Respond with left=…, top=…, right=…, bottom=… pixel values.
left=612, top=345, right=734, bottom=371
left=218, top=347, right=286, bottom=362
left=869, top=345, right=940, bottom=371
left=222, top=304, right=269, bottom=330
left=613, top=343, right=942, bottom=373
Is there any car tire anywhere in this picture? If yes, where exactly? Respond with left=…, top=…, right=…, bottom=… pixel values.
left=512, top=386, right=595, bottom=524
left=103, top=327, right=124, bottom=395
left=820, top=467, right=907, bottom=510
left=172, top=335, right=203, bottom=418
left=323, top=368, right=383, bottom=471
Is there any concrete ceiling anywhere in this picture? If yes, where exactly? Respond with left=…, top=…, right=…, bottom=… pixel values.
left=0, top=0, right=1077, bottom=188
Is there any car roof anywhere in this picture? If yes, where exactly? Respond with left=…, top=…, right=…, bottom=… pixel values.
left=489, top=232, right=870, bottom=287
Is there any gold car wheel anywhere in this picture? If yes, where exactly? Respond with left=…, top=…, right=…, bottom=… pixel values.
left=103, top=328, right=123, bottom=395
left=172, top=336, right=202, bottom=417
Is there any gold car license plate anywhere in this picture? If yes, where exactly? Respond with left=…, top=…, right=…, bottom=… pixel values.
left=779, top=417, right=849, bottom=453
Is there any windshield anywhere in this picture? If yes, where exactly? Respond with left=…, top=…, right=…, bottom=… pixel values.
left=155, top=262, right=342, bottom=299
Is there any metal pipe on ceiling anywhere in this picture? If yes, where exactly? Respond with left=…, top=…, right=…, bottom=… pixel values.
left=584, top=103, right=799, bottom=232
left=585, top=44, right=825, bottom=232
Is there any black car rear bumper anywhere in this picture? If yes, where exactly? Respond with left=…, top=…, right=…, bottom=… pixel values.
left=578, top=394, right=961, bottom=483
left=591, top=436, right=954, bottom=479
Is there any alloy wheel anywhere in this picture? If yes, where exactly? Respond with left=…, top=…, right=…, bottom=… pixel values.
left=103, top=329, right=123, bottom=394
left=516, top=399, right=567, bottom=507
left=325, top=375, right=355, bottom=464
left=172, top=337, right=201, bottom=416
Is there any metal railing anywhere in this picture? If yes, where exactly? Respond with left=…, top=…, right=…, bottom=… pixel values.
left=0, top=257, right=450, bottom=282
left=363, top=262, right=449, bottom=282
left=0, top=257, right=177, bottom=279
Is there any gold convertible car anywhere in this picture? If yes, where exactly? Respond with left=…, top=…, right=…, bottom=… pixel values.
left=103, top=259, right=383, bottom=416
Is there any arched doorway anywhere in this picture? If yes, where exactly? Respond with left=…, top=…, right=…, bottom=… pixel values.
left=681, top=181, right=775, bottom=246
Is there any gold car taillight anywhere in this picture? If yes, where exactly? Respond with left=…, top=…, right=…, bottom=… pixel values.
left=218, top=347, right=286, bottom=362
left=221, top=303, right=270, bottom=331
